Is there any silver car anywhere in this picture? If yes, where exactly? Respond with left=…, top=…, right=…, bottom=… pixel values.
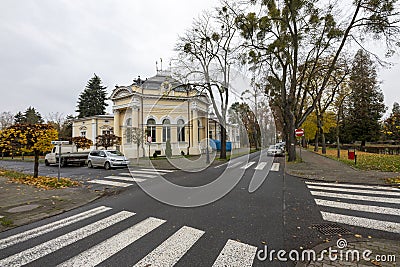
left=267, top=145, right=284, bottom=157
left=87, top=150, right=130, bottom=170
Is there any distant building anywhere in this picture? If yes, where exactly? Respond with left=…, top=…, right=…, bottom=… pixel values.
left=72, top=70, right=241, bottom=157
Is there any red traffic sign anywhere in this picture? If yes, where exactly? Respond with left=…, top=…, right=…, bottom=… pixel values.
left=295, top=128, right=304, bottom=137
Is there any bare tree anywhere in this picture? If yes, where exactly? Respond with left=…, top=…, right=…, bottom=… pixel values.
left=175, top=2, right=242, bottom=159
left=0, top=111, right=14, bottom=129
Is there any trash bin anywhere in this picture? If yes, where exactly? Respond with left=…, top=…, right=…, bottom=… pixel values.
left=348, top=150, right=355, bottom=160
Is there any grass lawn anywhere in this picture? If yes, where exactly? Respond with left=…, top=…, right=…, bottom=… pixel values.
left=310, top=146, right=400, bottom=173
left=0, top=155, right=45, bottom=163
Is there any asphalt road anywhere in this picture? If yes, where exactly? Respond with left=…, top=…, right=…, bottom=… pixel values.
left=0, top=151, right=399, bottom=266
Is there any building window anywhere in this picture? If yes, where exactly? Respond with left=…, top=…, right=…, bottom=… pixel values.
left=177, top=119, right=185, bottom=142
left=198, top=120, right=201, bottom=142
left=146, top=118, right=156, bottom=143
left=209, top=130, right=213, bottom=139
left=80, top=131, right=86, bottom=137
left=162, top=119, right=171, bottom=142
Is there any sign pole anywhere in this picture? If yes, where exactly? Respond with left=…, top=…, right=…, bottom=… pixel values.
left=51, top=141, right=69, bottom=181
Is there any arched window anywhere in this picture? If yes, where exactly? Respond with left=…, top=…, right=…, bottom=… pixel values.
left=198, top=119, right=201, bottom=142
left=177, top=119, right=185, bottom=142
left=162, top=119, right=171, bottom=142
left=147, top=118, right=156, bottom=142
left=126, top=118, right=132, bottom=126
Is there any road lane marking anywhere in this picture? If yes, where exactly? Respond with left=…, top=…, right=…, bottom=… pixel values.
left=315, top=199, right=400, bottom=216
left=240, top=162, right=256, bottom=169
left=321, top=211, right=400, bottom=234
left=104, top=176, right=135, bottom=182
left=131, top=170, right=166, bottom=175
left=254, top=162, right=267, bottom=170
left=305, top=181, right=400, bottom=192
left=134, top=226, right=204, bottom=267
left=307, top=185, right=400, bottom=197
left=87, top=179, right=132, bottom=187
left=130, top=174, right=157, bottom=178
left=58, top=217, right=166, bottom=267
left=140, top=168, right=174, bottom=173
left=214, top=162, right=228, bottom=168
left=227, top=161, right=243, bottom=169
left=270, top=163, right=280, bottom=172
left=0, top=211, right=135, bottom=267
left=310, top=191, right=400, bottom=204
left=212, top=239, right=257, bottom=267
left=0, top=206, right=112, bottom=250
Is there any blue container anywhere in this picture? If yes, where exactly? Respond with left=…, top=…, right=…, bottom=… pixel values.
left=209, top=139, right=231, bottom=151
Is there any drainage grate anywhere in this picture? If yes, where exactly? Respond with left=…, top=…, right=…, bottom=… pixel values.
left=312, top=223, right=352, bottom=236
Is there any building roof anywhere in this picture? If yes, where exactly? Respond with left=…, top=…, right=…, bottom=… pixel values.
left=73, top=114, right=114, bottom=122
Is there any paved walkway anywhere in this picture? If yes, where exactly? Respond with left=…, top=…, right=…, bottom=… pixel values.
left=286, top=149, right=398, bottom=185
left=286, top=149, right=399, bottom=267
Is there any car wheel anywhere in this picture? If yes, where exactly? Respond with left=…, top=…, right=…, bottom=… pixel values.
left=45, top=160, right=50, bottom=166
left=104, top=162, right=111, bottom=170
left=87, top=161, right=93, bottom=168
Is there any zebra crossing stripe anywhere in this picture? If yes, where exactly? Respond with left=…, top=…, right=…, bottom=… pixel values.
left=104, top=176, right=135, bottom=182
left=134, top=226, right=204, bottom=267
left=212, top=239, right=257, bottom=267
left=270, top=163, right=280, bottom=172
left=321, top=211, right=400, bottom=234
left=131, top=170, right=166, bottom=175
left=307, top=185, right=400, bottom=197
left=0, top=206, right=112, bottom=250
left=240, top=162, right=256, bottom=169
left=131, top=173, right=157, bottom=178
left=309, top=190, right=400, bottom=204
left=0, top=211, right=135, bottom=267
left=305, top=181, right=400, bottom=192
left=140, top=168, right=174, bottom=173
left=254, top=162, right=267, bottom=170
left=87, top=179, right=132, bottom=187
left=58, top=217, right=166, bottom=267
left=315, top=199, right=400, bottom=216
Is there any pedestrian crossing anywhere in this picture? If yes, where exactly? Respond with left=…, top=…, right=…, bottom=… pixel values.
left=87, top=168, right=174, bottom=188
left=306, top=181, right=400, bottom=234
left=218, top=161, right=281, bottom=172
left=0, top=206, right=258, bottom=267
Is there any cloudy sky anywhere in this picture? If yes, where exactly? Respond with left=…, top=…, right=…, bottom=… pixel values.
left=0, top=0, right=399, bottom=120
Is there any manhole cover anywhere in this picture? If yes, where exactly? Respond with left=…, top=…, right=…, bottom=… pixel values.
left=312, top=223, right=352, bottom=236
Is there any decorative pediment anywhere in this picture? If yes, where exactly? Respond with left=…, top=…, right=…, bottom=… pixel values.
left=79, top=126, right=87, bottom=131
left=100, top=125, right=113, bottom=130
left=110, top=86, right=134, bottom=100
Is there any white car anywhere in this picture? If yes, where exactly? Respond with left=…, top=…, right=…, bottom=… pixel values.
left=87, top=150, right=130, bottom=170
left=267, top=145, right=284, bottom=157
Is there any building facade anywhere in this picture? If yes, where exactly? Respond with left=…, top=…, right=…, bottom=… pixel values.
left=72, top=70, right=241, bottom=157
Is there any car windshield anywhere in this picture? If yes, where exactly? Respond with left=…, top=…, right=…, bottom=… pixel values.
left=268, top=145, right=277, bottom=149
left=106, top=150, right=124, bottom=157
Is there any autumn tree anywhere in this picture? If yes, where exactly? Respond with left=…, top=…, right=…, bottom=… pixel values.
left=175, top=2, right=241, bottom=159
left=1, top=124, right=58, bottom=177
left=0, top=112, right=14, bottom=129
left=76, top=74, right=108, bottom=118
left=234, top=0, right=400, bottom=161
left=71, top=136, right=93, bottom=151
left=341, top=50, right=386, bottom=147
left=95, top=134, right=121, bottom=150
left=229, top=102, right=261, bottom=148
left=47, top=113, right=74, bottom=140
left=383, top=102, right=400, bottom=141
left=125, top=127, right=145, bottom=163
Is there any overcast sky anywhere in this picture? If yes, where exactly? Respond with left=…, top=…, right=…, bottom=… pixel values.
left=0, top=0, right=399, bottom=120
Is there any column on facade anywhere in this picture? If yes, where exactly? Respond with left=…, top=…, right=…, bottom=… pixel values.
left=192, top=108, right=199, bottom=149
left=114, top=110, right=120, bottom=137
left=91, top=118, right=97, bottom=142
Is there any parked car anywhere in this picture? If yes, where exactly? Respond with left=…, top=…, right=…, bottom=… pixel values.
left=87, top=150, right=130, bottom=170
left=267, top=145, right=284, bottom=157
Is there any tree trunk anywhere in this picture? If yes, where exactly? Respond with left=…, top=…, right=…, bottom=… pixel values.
left=33, top=150, right=39, bottom=178
left=287, top=120, right=296, bottom=162
left=220, top=124, right=227, bottom=159
left=336, top=135, right=341, bottom=158
left=314, top=130, right=319, bottom=152
left=321, top=130, right=326, bottom=154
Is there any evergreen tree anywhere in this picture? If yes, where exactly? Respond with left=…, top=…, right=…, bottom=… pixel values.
left=76, top=74, right=108, bottom=118
left=341, top=50, right=386, bottom=146
left=14, top=107, right=43, bottom=124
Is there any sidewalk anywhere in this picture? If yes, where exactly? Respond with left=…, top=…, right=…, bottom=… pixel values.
left=286, top=149, right=398, bottom=185
left=286, top=149, right=399, bottom=267
left=0, top=177, right=100, bottom=232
